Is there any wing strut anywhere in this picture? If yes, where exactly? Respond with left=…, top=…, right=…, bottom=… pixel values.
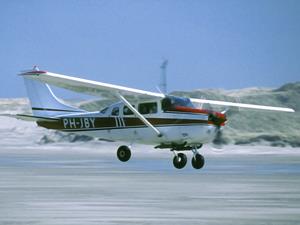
left=116, top=93, right=163, bottom=137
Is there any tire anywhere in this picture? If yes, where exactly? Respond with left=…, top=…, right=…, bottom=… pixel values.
left=173, top=153, right=187, bottom=169
left=191, top=153, right=205, bottom=169
left=117, top=145, right=131, bottom=162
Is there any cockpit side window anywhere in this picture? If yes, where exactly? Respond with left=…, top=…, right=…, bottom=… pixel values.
left=138, top=102, right=157, bottom=114
left=161, top=98, right=172, bottom=111
left=111, top=107, right=119, bottom=116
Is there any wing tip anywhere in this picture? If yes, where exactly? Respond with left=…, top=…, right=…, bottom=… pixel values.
left=19, top=66, right=48, bottom=76
left=19, top=70, right=47, bottom=76
left=280, top=107, right=295, bottom=113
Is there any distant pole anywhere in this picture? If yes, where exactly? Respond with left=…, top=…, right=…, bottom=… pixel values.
left=160, top=59, right=168, bottom=94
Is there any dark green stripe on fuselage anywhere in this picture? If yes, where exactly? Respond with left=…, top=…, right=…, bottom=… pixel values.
left=37, top=117, right=210, bottom=131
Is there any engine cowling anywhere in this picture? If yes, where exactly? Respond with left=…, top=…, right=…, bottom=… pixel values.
left=208, top=112, right=227, bottom=127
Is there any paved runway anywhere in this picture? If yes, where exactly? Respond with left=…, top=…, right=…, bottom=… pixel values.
left=0, top=144, right=300, bottom=225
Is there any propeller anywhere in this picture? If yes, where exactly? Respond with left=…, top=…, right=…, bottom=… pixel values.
left=213, top=127, right=224, bottom=145
left=209, top=108, right=230, bottom=152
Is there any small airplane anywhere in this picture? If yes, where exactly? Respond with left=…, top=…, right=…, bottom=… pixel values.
left=4, top=66, right=295, bottom=169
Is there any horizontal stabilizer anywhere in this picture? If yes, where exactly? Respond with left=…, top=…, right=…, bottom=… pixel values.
left=0, top=114, right=59, bottom=122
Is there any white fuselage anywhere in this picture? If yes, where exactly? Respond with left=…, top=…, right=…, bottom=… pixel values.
left=41, top=101, right=220, bottom=147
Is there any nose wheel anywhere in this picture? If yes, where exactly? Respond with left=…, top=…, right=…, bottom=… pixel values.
left=191, top=147, right=205, bottom=169
left=191, top=153, right=205, bottom=169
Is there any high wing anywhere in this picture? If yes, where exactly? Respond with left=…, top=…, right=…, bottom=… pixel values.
left=20, top=70, right=295, bottom=113
left=190, top=98, right=295, bottom=113
left=20, top=70, right=164, bottom=101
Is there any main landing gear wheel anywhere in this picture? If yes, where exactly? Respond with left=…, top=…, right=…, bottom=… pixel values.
left=173, top=153, right=187, bottom=169
left=191, top=153, right=205, bottom=169
left=117, top=145, right=131, bottom=162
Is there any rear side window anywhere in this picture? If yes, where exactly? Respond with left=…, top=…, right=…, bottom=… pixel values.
left=111, top=107, right=119, bottom=116
left=123, top=105, right=134, bottom=115
left=138, top=102, right=157, bottom=114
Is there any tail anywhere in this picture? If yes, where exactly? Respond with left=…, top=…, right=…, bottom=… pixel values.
left=23, top=76, right=84, bottom=117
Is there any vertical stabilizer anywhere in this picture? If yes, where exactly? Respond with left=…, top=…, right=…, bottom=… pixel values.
left=23, top=71, right=84, bottom=117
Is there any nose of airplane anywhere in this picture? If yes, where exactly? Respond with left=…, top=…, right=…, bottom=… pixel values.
left=209, top=111, right=227, bottom=126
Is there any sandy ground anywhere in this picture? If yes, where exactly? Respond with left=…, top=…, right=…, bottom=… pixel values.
left=0, top=116, right=300, bottom=224
left=0, top=141, right=300, bottom=225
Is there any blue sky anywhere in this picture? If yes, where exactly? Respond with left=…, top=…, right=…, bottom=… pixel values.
left=0, top=0, right=299, bottom=98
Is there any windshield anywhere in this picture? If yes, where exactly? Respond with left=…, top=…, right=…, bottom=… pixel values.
left=161, top=96, right=194, bottom=111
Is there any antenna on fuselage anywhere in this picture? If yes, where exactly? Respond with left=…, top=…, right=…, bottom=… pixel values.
left=159, top=59, right=168, bottom=94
